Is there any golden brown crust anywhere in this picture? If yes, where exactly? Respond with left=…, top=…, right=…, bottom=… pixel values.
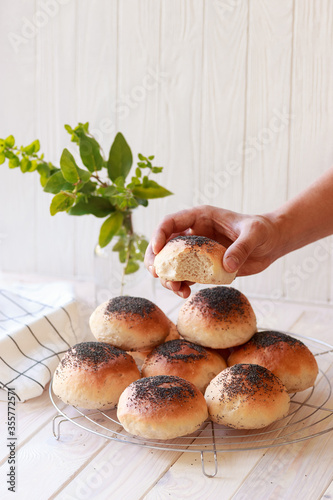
left=227, top=331, right=318, bottom=392
left=117, top=375, right=208, bottom=439
left=205, top=363, right=290, bottom=429
left=141, top=339, right=227, bottom=392
left=165, top=320, right=180, bottom=341
left=52, top=342, right=140, bottom=409
left=89, top=296, right=170, bottom=351
left=127, top=319, right=181, bottom=370
left=177, top=286, right=257, bottom=349
left=154, top=235, right=237, bottom=284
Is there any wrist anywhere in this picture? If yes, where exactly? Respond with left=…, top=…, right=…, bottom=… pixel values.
left=262, top=208, right=294, bottom=261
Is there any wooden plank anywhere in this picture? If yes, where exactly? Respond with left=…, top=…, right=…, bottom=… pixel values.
left=289, top=308, right=333, bottom=345
left=113, top=0, right=205, bottom=274
left=250, top=298, right=306, bottom=332
left=73, top=0, right=118, bottom=280
left=0, top=1, right=38, bottom=275
left=83, top=0, right=163, bottom=298
left=34, top=0, right=78, bottom=278
left=198, top=0, right=248, bottom=214
left=0, top=409, right=109, bottom=499
left=239, top=0, right=293, bottom=300
left=285, top=0, right=333, bottom=303
left=154, top=0, right=204, bottom=223
left=0, top=384, right=65, bottom=465
left=322, top=480, right=333, bottom=499
left=53, top=438, right=186, bottom=500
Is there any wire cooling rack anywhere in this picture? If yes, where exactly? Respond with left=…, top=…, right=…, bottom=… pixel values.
left=50, top=331, right=333, bottom=477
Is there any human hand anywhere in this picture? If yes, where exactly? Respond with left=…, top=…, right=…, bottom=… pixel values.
left=144, top=205, right=282, bottom=298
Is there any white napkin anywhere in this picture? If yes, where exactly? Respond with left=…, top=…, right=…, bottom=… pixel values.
left=0, top=281, right=80, bottom=402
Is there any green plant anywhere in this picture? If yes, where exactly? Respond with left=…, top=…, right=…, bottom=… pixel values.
left=0, top=123, right=172, bottom=283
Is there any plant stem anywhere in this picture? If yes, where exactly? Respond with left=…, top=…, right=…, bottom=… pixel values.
left=120, top=212, right=133, bottom=296
left=90, top=173, right=109, bottom=188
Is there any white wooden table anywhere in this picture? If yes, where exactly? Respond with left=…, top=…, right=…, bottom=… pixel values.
left=1, top=279, right=333, bottom=500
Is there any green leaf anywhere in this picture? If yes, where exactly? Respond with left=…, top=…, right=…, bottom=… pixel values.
left=20, top=158, right=31, bottom=172
left=114, top=176, right=125, bottom=188
left=5, top=150, right=16, bottom=160
left=132, top=180, right=173, bottom=199
left=5, top=135, right=15, bottom=148
left=151, top=166, right=163, bottom=173
left=142, top=175, right=149, bottom=188
left=79, top=135, right=103, bottom=172
left=60, top=148, right=79, bottom=183
left=50, top=192, right=75, bottom=215
left=32, top=139, right=40, bottom=153
left=125, top=260, right=140, bottom=274
left=130, top=176, right=141, bottom=186
left=0, top=140, right=5, bottom=152
left=23, top=140, right=40, bottom=155
left=148, top=155, right=155, bottom=160
left=119, top=249, right=127, bottom=263
left=135, top=167, right=141, bottom=177
left=138, top=153, right=146, bottom=161
left=64, top=124, right=73, bottom=134
left=44, top=171, right=74, bottom=194
left=138, top=239, right=148, bottom=253
left=8, top=157, right=20, bottom=168
left=0, top=153, right=5, bottom=164
left=99, top=185, right=117, bottom=197
left=135, top=197, right=149, bottom=207
left=78, top=180, right=97, bottom=194
left=112, top=239, right=125, bottom=252
left=76, top=165, right=91, bottom=183
left=68, top=196, right=115, bottom=217
left=99, top=212, right=124, bottom=248
left=107, top=133, right=133, bottom=182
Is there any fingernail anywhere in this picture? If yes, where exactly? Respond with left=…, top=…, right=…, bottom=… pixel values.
left=178, top=291, right=186, bottom=298
left=225, top=256, right=239, bottom=273
left=148, top=266, right=154, bottom=274
left=152, top=239, right=158, bottom=254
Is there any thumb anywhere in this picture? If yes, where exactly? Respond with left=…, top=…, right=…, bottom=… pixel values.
left=223, top=226, right=261, bottom=273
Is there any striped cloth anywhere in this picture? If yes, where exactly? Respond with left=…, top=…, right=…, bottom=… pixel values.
left=0, top=281, right=80, bottom=402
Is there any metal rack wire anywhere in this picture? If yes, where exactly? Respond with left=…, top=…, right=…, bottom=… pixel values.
left=50, top=331, right=333, bottom=477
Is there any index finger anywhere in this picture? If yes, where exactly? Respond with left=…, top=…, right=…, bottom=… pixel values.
left=151, top=208, right=198, bottom=254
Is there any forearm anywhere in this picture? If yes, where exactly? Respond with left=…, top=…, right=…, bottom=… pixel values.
left=269, top=166, right=333, bottom=259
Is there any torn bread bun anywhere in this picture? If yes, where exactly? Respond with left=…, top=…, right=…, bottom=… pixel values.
left=153, top=235, right=237, bottom=284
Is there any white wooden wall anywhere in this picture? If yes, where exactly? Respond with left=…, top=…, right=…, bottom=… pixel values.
left=0, top=0, right=332, bottom=304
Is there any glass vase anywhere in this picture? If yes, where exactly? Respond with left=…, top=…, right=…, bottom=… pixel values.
left=93, top=240, right=156, bottom=305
